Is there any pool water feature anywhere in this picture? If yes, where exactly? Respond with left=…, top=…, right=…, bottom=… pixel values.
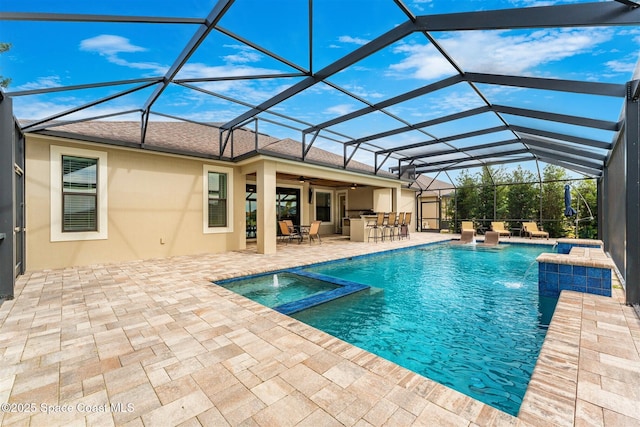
left=216, top=272, right=339, bottom=308
left=215, top=271, right=370, bottom=314
left=292, top=243, right=556, bottom=416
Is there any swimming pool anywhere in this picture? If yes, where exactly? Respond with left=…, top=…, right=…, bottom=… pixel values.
left=291, top=243, right=556, bottom=415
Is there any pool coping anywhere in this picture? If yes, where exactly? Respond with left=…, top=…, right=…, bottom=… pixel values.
left=517, top=263, right=640, bottom=426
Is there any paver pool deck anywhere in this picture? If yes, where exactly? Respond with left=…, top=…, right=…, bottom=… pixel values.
left=0, top=233, right=638, bottom=426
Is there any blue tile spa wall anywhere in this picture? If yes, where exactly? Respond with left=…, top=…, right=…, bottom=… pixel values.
left=556, top=242, right=602, bottom=255
left=538, top=262, right=611, bottom=298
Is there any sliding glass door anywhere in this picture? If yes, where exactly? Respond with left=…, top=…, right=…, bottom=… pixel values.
left=245, top=185, right=300, bottom=238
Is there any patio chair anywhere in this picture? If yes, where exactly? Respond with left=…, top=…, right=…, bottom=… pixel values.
left=478, top=231, right=500, bottom=246
left=461, top=221, right=476, bottom=235
left=304, top=220, right=322, bottom=244
left=278, top=220, right=302, bottom=244
left=491, top=221, right=511, bottom=238
left=284, top=219, right=298, bottom=233
left=522, top=222, right=549, bottom=240
left=450, top=230, right=475, bottom=245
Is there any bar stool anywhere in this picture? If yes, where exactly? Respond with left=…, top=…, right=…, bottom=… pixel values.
left=383, top=212, right=398, bottom=241
left=396, top=212, right=405, bottom=239
left=401, top=212, right=411, bottom=239
left=367, top=212, right=385, bottom=242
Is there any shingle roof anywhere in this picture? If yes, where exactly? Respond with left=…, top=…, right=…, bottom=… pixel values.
left=29, top=120, right=392, bottom=179
left=412, top=174, right=454, bottom=196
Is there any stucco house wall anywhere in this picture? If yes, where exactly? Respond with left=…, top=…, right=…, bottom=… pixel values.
left=25, top=129, right=417, bottom=270
left=26, top=134, right=246, bottom=270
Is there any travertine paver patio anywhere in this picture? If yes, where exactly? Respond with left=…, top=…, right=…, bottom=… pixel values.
left=0, top=233, right=638, bottom=426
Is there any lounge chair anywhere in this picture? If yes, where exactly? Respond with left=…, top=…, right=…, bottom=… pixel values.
left=450, top=230, right=475, bottom=245
left=304, top=220, right=322, bottom=244
left=491, top=221, right=511, bottom=238
left=278, top=220, right=302, bottom=244
left=522, top=222, right=549, bottom=240
left=478, top=231, right=500, bottom=246
left=461, top=221, right=476, bottom=235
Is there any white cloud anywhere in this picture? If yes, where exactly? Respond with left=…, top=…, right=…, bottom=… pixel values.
left=325, top=104, right=356, bottom=115
left=15, top=75, right=62, bottom=91
left=178, top=63, right=278, bottom=80
left=13, top=97, right=140, bottom=121
left=80, top=34, right=146, bottom=56
left=342, top=83, right=385, bottom=99
left=177, top=63, right=295, bottom=104
left=605, top=59, right=636, bottom=73
left=104, top=56, right=168, bottom=74
left=388, top=44, right=456, bottom=79
left=338, top=35, right=370, bottom=46
left=410, top=0, right=433, bottom=12
left=79, top=34, right=167, bottom=74
left=389, top=28, right=613, bottom=80
left=221, top=44, right=262, bottom=64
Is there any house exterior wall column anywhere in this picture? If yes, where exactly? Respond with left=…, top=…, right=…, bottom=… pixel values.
left=256, top=160, right=277, bottom=254
left=231, top=172, right=247, bottom=251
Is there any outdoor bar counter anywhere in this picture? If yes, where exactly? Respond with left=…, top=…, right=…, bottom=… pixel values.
left=349, top=215, right=377, bottom=242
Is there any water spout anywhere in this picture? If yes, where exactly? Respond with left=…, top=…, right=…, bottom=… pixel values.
left=523, top=260, right=538, bottom=282
left=273, top=274, right=279, bottom=287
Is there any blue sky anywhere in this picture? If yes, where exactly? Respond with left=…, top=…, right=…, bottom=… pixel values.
left=2, top=0, right=639, bottom=182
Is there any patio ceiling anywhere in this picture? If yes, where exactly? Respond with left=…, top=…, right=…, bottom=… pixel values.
left=2, top=0, right=640, bottom=180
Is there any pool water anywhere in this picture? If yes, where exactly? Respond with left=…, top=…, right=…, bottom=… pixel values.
left=217, top=272, right=339, bottom=308
left=292, top=243, right=557, bottom=416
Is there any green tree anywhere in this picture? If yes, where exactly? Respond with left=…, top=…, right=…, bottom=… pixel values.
left=476, top=167, right=495, bottom=223
left=506, top=166, right=539, bottom=230
left=475, top=166, right=508, bottom=228
left=494, top=171, right=509, bottom=221
left=0, top=43, right=11, bottom=88
left=450, top=170, right=478, bottom=231
left=541, top=164, right=567, bottom=237
left=572, top=179, right=598, bottom=239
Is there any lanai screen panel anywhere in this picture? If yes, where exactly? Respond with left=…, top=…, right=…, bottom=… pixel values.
left=2, top=0, right=639, bottom=180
